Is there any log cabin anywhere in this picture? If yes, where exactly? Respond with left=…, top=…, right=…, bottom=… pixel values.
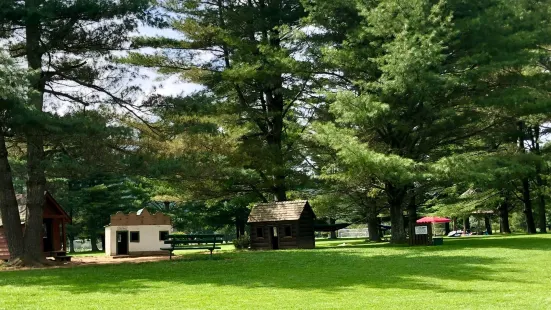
left=248, top=200, right=316, bottom=250
left=0, top=192, right=70, bottom=260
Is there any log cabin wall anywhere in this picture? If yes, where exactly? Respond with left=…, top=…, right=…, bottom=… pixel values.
left=298, top=217, right=315, bottom=249
left=0, top=227, right=9, bottom=260
left=250, top=223, right=270, bottom=250
left=248, top=200, right=317, bottom=250
left=297, top=205, right=315, bottom=249
left=278, top=221, right=300, bottom=250
left=250, top=220, right=312, bottom=250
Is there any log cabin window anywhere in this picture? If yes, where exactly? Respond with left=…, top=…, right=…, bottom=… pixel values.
left=159, top=231, right=169, bottom=241
left=130, top=231, right=140, bottom=243
left=256, top=227, right=264, bottom=238
left=284, top=225, right=292, bottom=237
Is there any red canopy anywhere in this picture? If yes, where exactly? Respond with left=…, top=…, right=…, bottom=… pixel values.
left=416, top=216, right=451, bottom=224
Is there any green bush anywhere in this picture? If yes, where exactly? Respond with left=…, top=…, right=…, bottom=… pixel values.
left=232, top=234, right=250, bottom=250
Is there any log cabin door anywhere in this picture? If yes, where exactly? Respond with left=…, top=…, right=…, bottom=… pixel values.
left=269, top=226, right=279, bottom=250
left=116, top=231, right=129, bottom=255
left=42, top=219, right=54, bottom=252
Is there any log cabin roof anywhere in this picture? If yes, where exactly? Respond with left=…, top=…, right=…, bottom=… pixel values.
left=248, top=200, right=313, bottom=223
left=0, top=192, right=69, bottom=227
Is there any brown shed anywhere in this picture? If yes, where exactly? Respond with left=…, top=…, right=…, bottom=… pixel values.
left=248, top=200, right=316, bottom=250
left=0, top=192, right=70, bottom=260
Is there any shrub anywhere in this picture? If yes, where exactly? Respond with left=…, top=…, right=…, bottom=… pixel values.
left=232, top=234, right=250, bottom=250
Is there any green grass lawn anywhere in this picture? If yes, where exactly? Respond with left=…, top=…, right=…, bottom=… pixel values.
left=1, top=235, right=551, bottom=309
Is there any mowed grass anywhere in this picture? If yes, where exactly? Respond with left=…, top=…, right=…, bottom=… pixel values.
left=1, top=235, right=551, bottom=310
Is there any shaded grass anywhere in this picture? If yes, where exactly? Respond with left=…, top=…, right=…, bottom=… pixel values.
left=1, top=235, right=551, bottom=309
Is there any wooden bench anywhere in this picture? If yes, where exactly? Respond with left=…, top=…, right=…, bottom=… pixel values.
left=161, top=234, right=223, bottom=260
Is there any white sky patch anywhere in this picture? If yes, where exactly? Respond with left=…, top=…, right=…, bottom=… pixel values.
left=43, top=23, right=203, bottom=118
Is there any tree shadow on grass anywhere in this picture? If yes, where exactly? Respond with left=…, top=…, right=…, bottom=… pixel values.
left=316, top=235, right=551, bottom=252
left=440, top=235, right=551, bottom=251
left=0, top=247, right=521, bottom=296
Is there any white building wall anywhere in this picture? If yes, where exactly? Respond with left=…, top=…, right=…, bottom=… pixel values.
left=105, top=225, right=172, bottom=256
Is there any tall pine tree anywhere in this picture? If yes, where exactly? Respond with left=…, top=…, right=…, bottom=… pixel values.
left=0, top=0, right=149, bottom=265
left=311, top=0, right=551, bottom=243
left=122, top=0, right=314, bottom=202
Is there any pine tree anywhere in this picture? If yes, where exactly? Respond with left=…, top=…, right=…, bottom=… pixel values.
left=311, top=0, right=551, bottom=243
left=121, top=0, right=313, bottom=202
left=0, top=0, right=149, bottom=265
left=0, top=52, right=28, bottom=261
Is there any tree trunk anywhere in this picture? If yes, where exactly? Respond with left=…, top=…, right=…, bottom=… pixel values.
left=0, top=132, right=25, bottom=260
left=68, top=236, right=75, bottom=253
left=386, top=183, right=407, bottom=244
left=522, top=178, right=537, bottom=234
left=23, top=0, right=48, bottom=265
left=24, top=133, right=47, bottom=262
left=407, top=195, right=417, bottom=233
left=518, top=121, right=537, bottom=234
left=273, top=174, right=287, bottom=202
left=537, top=193, right=547, bottom=233
left=235, top=220, right=245, bottom=239
left=535, top=174, right=547, bottom=233
left=464, top=217, right=471, bottom=232
left=100, top=234, right=105, bottom=251
left=377, top=217, right=384, bottom=238
left=329, top=218, right=337, bottom=239
left=238, top=220, right=245, bottom=238
left=389, top=204, right=406, bottom=243
left=90, top=235, right=100, bottom=252
left=499, top=196, right=512, bottom=234
left=444, top=222, right=451, bottom=235
left=367, top=213, right=381, bottom=242
left=484, top=216, right=492, bottom=235
left=532, top=125, right=547, bottom=233
left=452, top=217, right=457, bottom=231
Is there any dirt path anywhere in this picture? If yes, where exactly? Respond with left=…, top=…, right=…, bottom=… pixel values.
left=0, top=254, right=175, bottom=271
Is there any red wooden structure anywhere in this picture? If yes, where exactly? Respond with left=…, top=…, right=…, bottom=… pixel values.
left=0, top=192, right=70, bottom=260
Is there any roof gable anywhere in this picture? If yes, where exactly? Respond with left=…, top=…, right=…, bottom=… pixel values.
left=248, top=200, right=315, bottom=223
left=44, top=192, right=70, bottom=221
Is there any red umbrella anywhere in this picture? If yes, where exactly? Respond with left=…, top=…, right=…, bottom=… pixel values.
left=416, top=216, right=451, bottom=224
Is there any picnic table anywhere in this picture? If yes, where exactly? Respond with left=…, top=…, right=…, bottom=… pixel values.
left=161, top=234, right=224, bottom=260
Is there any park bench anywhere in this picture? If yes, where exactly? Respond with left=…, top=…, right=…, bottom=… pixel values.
left=161, top=234, right=224, bottom=260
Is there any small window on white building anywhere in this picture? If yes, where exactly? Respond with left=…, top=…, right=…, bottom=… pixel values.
left=130, top=231, right=140, bottom=242
left=159, top=231, right=169, bottom=241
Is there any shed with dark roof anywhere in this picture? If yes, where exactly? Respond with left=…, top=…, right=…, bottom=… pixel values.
left=248, top=200, right=316, bottom=250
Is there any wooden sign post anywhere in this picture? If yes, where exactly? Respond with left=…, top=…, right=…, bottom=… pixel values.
left=409, top=223, right=433, bottom=246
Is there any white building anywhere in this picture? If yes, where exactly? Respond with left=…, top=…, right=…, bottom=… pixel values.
left=105, top=208, right=172, bottom=256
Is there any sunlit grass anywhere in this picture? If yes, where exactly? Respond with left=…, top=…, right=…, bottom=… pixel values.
left=1, top=235, right=550, bottom=309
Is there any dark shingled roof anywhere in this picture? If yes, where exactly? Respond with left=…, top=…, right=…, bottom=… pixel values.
left=0, top=194, right=28, bottom=227
left=248, top=200, right=311, bottom=223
